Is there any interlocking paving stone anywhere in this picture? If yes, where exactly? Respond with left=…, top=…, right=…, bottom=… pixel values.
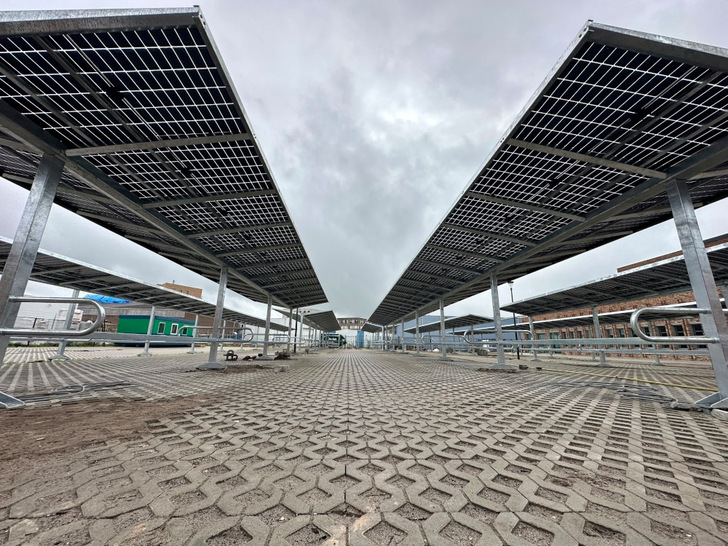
left=1, top=349, right=728, bottom=544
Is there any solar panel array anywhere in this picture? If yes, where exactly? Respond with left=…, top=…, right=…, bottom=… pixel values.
left=369, top=22, right=728, bottom=326
left=404, top=314, right=493, bottom=334
left=305, top=310, right=341, bottom=332
left=501, top=240, right=728, bottom=317
left=0, top=236, right=286, bottom=331
left=0, top=8, right=326, bottom=309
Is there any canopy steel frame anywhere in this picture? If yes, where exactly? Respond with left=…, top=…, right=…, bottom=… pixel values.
left=0, top=8, right=327, bottom=311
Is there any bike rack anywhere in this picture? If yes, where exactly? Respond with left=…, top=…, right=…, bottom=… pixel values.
left=0, top=297, right=105, bottom=337
left=630, top=307, right=720, bottom=344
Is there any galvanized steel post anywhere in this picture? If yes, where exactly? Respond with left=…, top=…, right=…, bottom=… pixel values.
left=668, top=179, right=728, bottom=408
left=592, top=306, right=608, bottom=367
left=49, top=288, right=79, bottom=360
left=138, top=305, right=156, bottom=356
left=197, top=267, right=228, bottom=370
left=529, top=316, right=540, bottom=361
left=439, top=299, right=447, bottom=359
left=261, top=294, right=273, bottom=360
left=489, top=273, right=515, bottom=370
left=0, top=154, right=65, bottom=366
left=187, top=314, right=199, bottom=353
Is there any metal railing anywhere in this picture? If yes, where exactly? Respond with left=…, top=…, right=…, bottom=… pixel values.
left=0, top=297, right=105, bottom=337
left=630, top=307, right=721, bottom=344
left=177, top=325, right=256, bottom=342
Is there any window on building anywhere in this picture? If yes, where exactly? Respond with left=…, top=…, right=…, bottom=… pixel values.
left=170, top=324, right=179, bottom=335
left=157, top=321, right=166, bottom=334
left=616, top=327, right=625, bottom=338
left=672, top=323, right=686, bottom=349
left=691, top=323, right=704, bottom=336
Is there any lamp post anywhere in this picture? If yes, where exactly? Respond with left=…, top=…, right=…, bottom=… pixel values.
left=508, top=281, right=520, bottom=360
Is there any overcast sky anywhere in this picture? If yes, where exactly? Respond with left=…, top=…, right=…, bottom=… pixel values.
left=2, top=0, right=728, bottom=323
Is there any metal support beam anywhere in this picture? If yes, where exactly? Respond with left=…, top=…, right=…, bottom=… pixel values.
left=197, top=267, right=228, bottom=370
left=287, top=307, right=293, bottom=354
left=298, top=309, right=305, bottom=352
left=667, top=180, right=728, bottom=408
left=65, top=132, right=252, bottom=157
left=441, top=223, right=537, bottom=247
left=489, top=274, right=515, bottom=370
left=439, top=299, right=448, bottom=360
left=142, top=189, right=277, bottom=209
left=415, top=310, right=421, bottom=356
left=187, top=314, right=200, bottom=353
left=506, top=138, right=668, bottom=179
left=592, top=306, right=609, bottom=367
left=401, top=319, right=406, bottom=351
left=260, top=294, right=274, bottom=360
left=188, top=222, right=293, bottom=239
left=49, top=289, right=79, bottom=361
left=529, top=316, right=540, bottom=361
left=648, top=320, right=661, bottom=365
left=138, top=305, right=156, bottom=356
left=381, top=325, right=386, bottom=351
left=465, top=191, right=586, bottom=222
left=0, top=154, right=65, bottom=371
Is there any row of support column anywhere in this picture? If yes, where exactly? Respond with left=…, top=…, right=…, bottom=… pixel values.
left=1, top=159, right=726, bottom=409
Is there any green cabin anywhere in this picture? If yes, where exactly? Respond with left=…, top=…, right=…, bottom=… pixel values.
left=117, top=314, right=194, bottom=345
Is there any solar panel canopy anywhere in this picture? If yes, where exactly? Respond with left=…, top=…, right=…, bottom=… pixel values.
left=404, top=314, right=492, bottom=334
left=305, top=311, right=340, bottom=332
left=369, top=21, right=728, bottom=326
left=501, top=239, right=728, bottom=316
left=360, top=323, right=383, bottom=333
left=0, top=236, right=287, bottom=330
left=0, top=8, right=326, bottom=310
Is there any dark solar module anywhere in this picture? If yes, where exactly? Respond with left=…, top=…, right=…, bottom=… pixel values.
left=369, top=22, right=728, bottom=325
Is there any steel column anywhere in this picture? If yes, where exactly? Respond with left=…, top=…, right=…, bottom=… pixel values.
left=138, top=305, right=156, bottom=356
left=287, top=307, right=293, bottom=354
left=415, top=310, right=421, bottom=356
left=260, top=294, right=273, bottom=360
left=198, top=267, right=228, bottom=370
left=401, top=319, right=405, bottom=351
left=0, top=154, right=65, bottom=367
left=298, top=310, right=304, bottom=352
left=592, top=306, right=608, bottom=367
left=49, top=289, right=79, bottom=360
left=648, top=320, right=661, bottom=365
left=489, top=273, right=514, bottom=369
left=439, top=299, right=447, bottom=359
left=187, top=314, right=199, bottom=353
left=667, top=179, right=728, bottom=408
left=529, top=316, right=540, bottom=361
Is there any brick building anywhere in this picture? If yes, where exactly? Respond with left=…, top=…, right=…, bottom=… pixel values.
left=526, top=238, right=728, bottom=360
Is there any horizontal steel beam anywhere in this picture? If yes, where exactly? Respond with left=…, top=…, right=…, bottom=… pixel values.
left=188, top=222, right=293, bottom=239
left=217, top=243, right=301, bottom=257
left=142, top=189, right=277, bottom=209
left=441, top=223, right=537, bottom=247
left=426, top=244, right=505, bottom=263
left=506, top=138, right=667, bottom=179
left=465, top=191, right=586, bottom=222
left=65, top=132, right=252, bottom=157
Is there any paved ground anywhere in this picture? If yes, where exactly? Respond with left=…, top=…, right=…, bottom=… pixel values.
left=1, top=347, right=727, bottom=545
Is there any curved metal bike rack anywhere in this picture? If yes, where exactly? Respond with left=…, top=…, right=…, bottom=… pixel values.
left=630, top=307, right=720, bottom=345
left=0, top=296, right=105, bottom=337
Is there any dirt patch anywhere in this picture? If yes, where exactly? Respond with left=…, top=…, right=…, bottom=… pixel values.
left=0, top=395, right=216, bottom=471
